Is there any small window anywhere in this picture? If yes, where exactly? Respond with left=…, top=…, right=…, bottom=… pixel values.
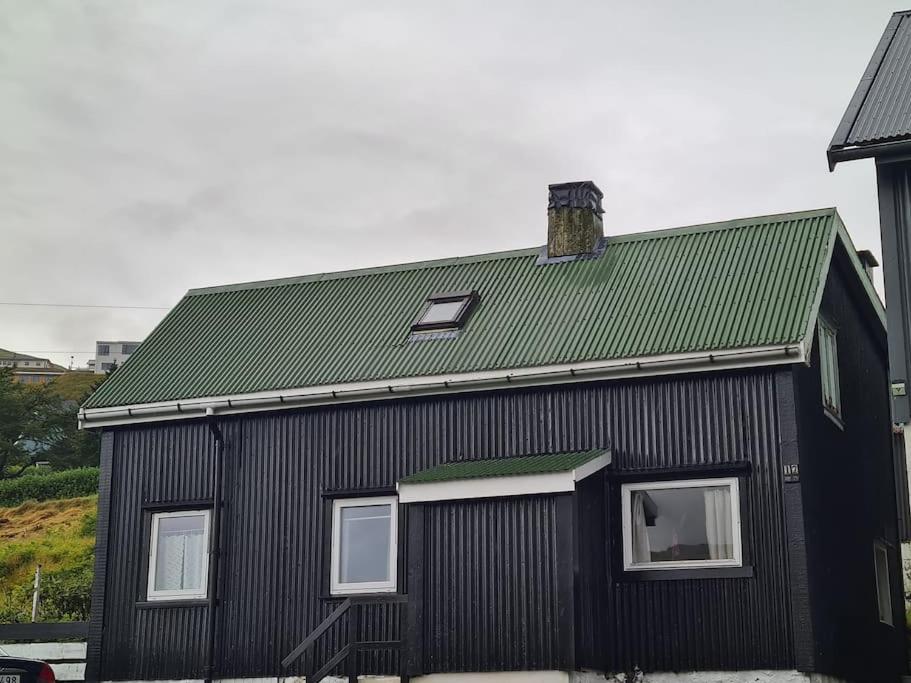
left=411, top=291, right=478, bottom=332
left=147, top=510, right=210, bottom=601
left=818, top=318, right=841, bottom=419
left=331, top=496, right=398, bottom=595
left=97, top=344, right=110, bottom=356
left=874, top=541, right=893, bottom=626
left=121, top=343, right=139, bottom=355
left=622, top=477, right=742, bottom=571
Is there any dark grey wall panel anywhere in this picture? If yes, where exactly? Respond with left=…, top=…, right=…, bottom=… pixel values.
left=894, top=432, right=911, bottom=541
left=98, top=369, right=795, bottom=680
left=421, top=496, right=561, bottom=673
left=877, top=160, right=911, bottom=423
left=99, top=423, right=217, bottom=679
left=793, top=245, right=906, bottom=682
left=134, top=606, right=208, bottom=679
left=574, top=473, right=607, bottom=670
left=85, top=432, right=113, bottom=682
left=603, top=371, right=793, bottom=672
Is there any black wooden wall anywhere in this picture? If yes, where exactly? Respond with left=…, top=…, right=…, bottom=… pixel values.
left=90, top=365, right=802, bottom=681
left=791, top=244, right=907, bottom=683
left=594, top=371, right=793, bottom=673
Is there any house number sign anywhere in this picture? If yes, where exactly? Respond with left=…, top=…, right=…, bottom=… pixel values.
left=783, top=463, right=800, bottom=483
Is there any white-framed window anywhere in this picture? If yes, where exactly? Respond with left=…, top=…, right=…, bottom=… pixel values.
left=147, top=509, right=210, bottom=601
left=818, top=317, right=842, bottom=419
left=331, top=496, right=398, bottom=595
left=874, top=540, right=893, bottom=626
left=97, top=344, right=110, bottom=356
left=621, top=477, right=743, bottom=571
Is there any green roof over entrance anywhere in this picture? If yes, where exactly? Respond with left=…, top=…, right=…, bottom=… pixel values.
left=400, top=450, right=607, bottom=484
left=85, top=207, right=881, bottom=412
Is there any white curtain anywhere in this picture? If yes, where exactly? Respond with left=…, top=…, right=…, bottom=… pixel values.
left=703, top=487, right=733, bottom=560
left=158, top=529, right=205, bottom=590
left=631, top=491, right=651, bottom=563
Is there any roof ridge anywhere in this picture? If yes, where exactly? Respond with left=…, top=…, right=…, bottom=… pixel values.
left=187, top=245, right=541, bottom=296
left=609, top=207, right=837, bottom=243
left=187, top=207, right=837, bottom=297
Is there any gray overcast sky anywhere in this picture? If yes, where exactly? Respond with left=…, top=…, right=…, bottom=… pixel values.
left=0, top=0, right=904, bottom=368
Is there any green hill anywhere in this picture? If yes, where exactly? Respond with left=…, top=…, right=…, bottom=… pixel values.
left=0, top=496, right=96, bottom=622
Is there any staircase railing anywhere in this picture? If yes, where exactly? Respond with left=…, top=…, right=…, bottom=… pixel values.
left=281, top=594, right=408, bottom=683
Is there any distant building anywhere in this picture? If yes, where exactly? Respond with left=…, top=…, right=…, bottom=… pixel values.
left=94, top=341, right=141, bottom=374
left=0, top=348, right=67, bottom=384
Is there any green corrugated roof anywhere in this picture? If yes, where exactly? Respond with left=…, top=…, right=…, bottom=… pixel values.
left=86, top=208, right=852, bottom=409
left=399, top=450, right=606, bottom=483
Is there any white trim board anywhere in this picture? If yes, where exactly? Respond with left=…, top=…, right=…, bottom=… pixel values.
left=80, top=344, right=804, bottom=429
left=397, top=452, right=610, bottom=503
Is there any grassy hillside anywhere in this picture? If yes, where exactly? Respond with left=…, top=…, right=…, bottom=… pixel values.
left=0, top=496, right=96, bottom=622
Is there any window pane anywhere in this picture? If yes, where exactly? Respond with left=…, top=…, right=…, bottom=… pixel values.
left=875, top=544, right=892, bottom=624
left=339, top=504, right=392, bottom=584
left=629, top=485, right=734, bottom=564
left=420, top=300, right=464, bottom=325
left=154, top=514, right=206, bottom=591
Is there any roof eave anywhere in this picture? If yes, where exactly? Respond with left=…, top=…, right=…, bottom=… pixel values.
left=79, top=343, right=805, bottom=429
left=829, top=138, right=911, bottom=169
left=396, top=451, right=612, bottom=503
left=828, top=11, right=908, bottom=170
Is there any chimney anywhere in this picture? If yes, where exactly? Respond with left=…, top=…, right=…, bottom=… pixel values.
left=857, top=249, right=879, bottom=282
left=547, top=181, right=604, bottom=258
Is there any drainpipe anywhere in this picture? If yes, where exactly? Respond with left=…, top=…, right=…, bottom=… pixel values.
left=204, top=408, right=225, bottom=683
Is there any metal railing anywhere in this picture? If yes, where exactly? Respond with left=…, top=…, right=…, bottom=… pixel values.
left=281, top=594, right=408, bottom=683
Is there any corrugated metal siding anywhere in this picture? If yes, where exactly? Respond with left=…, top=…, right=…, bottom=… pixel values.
left=846, top=12, right=911, bottom=146
left=894, top=432, right=911, bottom=541
left=791, top=249, right=906, bottom=682
left=421, top=496, right=561, bottom=672
left=574, top=474, right=608, bottom=670
left=85, top=210, right=835, bottom=409
left=879, top=162, right=911, bottom=424
left=100, top=424, right=215, bottom=679
left=96, top=369, right=793, bottom=680
left=602, top=372, right=793, bottom=672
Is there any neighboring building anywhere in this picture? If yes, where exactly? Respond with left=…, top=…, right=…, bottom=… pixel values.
left=828, top=7, right=911, bottom=628
left=0, top=348, right=67, bottom=384
left=93, top=341, right=141, bottom=374
left=828, top=8, right=911, bottom=424
left=80, top=184, right=906, bottom=683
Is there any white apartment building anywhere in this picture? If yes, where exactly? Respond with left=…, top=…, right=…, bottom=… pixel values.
left=95, top=341, right=141, bottom=374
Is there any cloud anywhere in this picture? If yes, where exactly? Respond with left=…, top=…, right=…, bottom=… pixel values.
left=0, top=0, right=901, bottom=366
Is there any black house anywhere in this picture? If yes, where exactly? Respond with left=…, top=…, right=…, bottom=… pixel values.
left=81, top=183, right=905, bottom=683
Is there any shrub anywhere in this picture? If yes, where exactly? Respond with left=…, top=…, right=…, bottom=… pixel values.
left=40, top=560, right=93, bottom=621
left=0, top=468, right=99, bottom=507
left=80, top=508, right=97, bottom=537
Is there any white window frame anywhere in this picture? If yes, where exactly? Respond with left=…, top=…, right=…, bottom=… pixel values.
left=818, top=317, right=842, bottom=420
left=330, top=496, right=398, bottom=596
left=147, top=509, right=211, bottom=601
left=874, top=540, right=893, bottom=626
left=621, top=477, right=743, bottom=572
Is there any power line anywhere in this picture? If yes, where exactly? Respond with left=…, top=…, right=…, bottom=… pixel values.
left=0, top=302, right=169, bottom=310
left=18, top=350, right=97, bottom=354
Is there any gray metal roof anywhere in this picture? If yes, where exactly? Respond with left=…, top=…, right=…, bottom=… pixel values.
left=829, top=10, right=911, bottom=167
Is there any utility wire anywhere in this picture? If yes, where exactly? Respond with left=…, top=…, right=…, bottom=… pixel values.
left=0, top=302, right=168, bottom=310
left=18, top=350, right=97, bottom=354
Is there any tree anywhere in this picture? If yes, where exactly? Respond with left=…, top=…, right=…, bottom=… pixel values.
left=0, top=367, right=104, bottom=478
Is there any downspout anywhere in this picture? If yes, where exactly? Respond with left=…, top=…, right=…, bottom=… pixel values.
left=204, top=408, right=224, bottom=683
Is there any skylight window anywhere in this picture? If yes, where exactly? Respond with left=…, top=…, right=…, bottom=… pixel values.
left=411, top=291, right=479, bottom=332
